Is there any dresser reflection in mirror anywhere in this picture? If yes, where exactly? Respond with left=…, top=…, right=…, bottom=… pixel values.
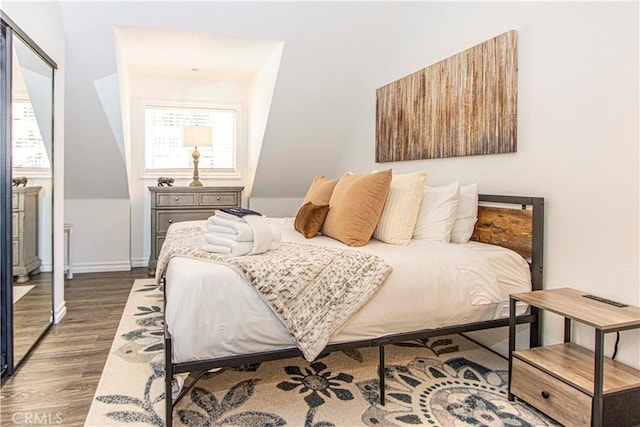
left=12, top=186, right=41, bottom=283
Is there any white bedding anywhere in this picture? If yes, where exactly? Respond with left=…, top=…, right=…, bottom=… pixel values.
left=165, top=218, right=531, bottom=364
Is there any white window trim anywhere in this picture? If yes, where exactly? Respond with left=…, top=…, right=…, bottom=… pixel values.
left=12, top=167, right=52, bottom=179
left=140, top=99, right=244, bottom=180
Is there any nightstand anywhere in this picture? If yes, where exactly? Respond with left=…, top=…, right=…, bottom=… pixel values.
left=13, top=186, right=42, bottom=283
left=508, top=288, right=640, bottom=427
left=147, top=186, right=243, bottom=275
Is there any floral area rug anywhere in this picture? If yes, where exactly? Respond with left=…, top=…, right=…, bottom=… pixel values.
left=86, top=278, right=559, bottom=427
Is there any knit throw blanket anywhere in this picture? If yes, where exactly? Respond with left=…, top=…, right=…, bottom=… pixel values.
left=156, top=226, right=392, bottom=361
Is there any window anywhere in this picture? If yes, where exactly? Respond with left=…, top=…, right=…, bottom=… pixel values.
left=145, top=105, right=236, bottom=173
left=12, top=100, right=50, bottom=169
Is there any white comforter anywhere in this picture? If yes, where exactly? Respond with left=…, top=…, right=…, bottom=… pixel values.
left=165, top=218, right=531, bottom=364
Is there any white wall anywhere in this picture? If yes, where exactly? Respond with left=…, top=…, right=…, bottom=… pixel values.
left=249, top=197, right=302, bottom=218
left=64, top=199, right=131, bottom=273
left=245, top=42, right=284, bottom=196
left=331, top=2, right=639, bottom=368
left=2, top=0, right=67, bottom=322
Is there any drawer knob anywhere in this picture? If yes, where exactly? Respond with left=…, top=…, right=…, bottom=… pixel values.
left=541, top=391, right=550, bottom=399
left=174, top=197, right=179, bottom=201
left=216, top=196, right=220, bottom=200
left=168, top=219, right=173, bottom=224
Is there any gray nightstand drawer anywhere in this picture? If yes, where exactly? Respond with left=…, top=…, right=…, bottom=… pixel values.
left=12, top=212, right=20, bottom=238
left=12, top=239, right=20, bottom=266
left=12, top=192, right=20, bottom=210
left=156, top=210, right=214, bottom=234
left=156, top=193, right=198, bottom=207
left=199, top=192, right=238, bottom=207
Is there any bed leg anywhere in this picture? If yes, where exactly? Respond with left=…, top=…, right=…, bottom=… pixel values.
left=165, top=330, right=173, bottom=427
left=378, top=345, right=386, bottom=406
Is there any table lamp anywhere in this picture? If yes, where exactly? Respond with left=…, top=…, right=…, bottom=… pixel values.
left=182, top=125, right=212, bottom=186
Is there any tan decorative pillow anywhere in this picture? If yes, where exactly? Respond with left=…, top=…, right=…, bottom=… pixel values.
left=373, top=170, right=427, bottom=245
left=294, top=202, right=330, bottom=238
left=322, top=169, right=392, bottom=247
left=302, top=175, right=339, bottom=206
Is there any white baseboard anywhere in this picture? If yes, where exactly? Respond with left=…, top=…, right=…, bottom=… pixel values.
left=72, top=261, right=132, bottom=274
left=54, top=303, right=67, bottom=324
left=130, top=257, right=149, bottom=268
left=464, top=324, right=531, bottom=357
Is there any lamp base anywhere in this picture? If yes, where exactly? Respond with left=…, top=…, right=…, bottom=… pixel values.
left=190, top=150, right=203, bottom=187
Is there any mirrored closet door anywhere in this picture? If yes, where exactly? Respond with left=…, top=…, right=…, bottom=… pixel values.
left=1, top=13, right=56, bottom=381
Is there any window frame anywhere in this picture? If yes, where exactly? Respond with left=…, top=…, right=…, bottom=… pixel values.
left=141, top=99, right=243, bottom=180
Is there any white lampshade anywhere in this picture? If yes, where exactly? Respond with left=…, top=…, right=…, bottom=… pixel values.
left=183, top=125, right=212, bottom=147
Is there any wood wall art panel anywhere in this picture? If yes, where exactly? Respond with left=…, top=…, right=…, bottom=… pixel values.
left=376, top=30, right=517, bottom=162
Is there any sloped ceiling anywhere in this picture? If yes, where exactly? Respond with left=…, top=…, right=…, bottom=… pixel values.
left=116, top=26, right=279, bottom=81
left=59, top=1, right=406, bottom=199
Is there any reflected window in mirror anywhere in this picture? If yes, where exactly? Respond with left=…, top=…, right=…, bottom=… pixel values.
left=13, top=100, right=51, bottom=168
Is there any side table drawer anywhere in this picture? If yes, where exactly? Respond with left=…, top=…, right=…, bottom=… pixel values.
left=511, top=357, right=591, bottom=426
left=156, top=210, right=213, bottom=234
left=156, top=193, right=197, bottom=207
left=199, top=192, right=239, bottom=207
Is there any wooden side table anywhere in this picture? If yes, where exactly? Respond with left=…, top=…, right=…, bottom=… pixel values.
left=508, top=288, right=640, bottom=426
left=147, top=186, right=243, bottom=275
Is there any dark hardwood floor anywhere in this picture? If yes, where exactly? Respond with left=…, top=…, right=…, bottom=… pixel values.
left=13, top=272, right=53, bottom=363
left=0, top=268, right=149, bottom=426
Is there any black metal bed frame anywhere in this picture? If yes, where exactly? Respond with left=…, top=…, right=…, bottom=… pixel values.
left=163, top=194, right=544, bottom=426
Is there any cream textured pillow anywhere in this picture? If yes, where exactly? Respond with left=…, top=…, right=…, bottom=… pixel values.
left=450, top=183, right=479, bottom=244
left=412, top=181, right=460, bottom=243
left=302, top=175, right=339, bottom=206
left=322, top=169, right=392, bottom=247
left=373, top=171, right=427, bottom=245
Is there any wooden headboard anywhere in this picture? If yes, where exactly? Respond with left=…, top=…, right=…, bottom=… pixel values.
left=470, top=195, right=544, bottom=291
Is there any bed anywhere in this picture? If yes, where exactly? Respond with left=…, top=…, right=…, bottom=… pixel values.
left=160, top=194, right=544, bottom=426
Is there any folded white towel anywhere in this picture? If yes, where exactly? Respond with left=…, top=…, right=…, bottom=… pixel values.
left=200, top=243, right=232, bottom=254
left=199, top=217, right=282, bottom=256
left=200, top=235, right=254, bottom=256
left=243, top=215, right=274, bottom=255
left=270, top=223, right=282, bottom=250
left=207, top=216, right=254, bottom=242
left=214, top=210, right=247, bottom=222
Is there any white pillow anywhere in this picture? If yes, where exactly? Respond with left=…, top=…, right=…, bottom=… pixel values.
left=412, top=181, right=460, bottom=242
left=450, top=183, right=479, bottom=243
left=373, top=171, right=427, bottom=245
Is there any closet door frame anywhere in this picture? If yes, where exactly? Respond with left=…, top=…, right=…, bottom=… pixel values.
left=0, top=11, right=57, bottom=383
left=0, top=17, right=13, bottom=382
